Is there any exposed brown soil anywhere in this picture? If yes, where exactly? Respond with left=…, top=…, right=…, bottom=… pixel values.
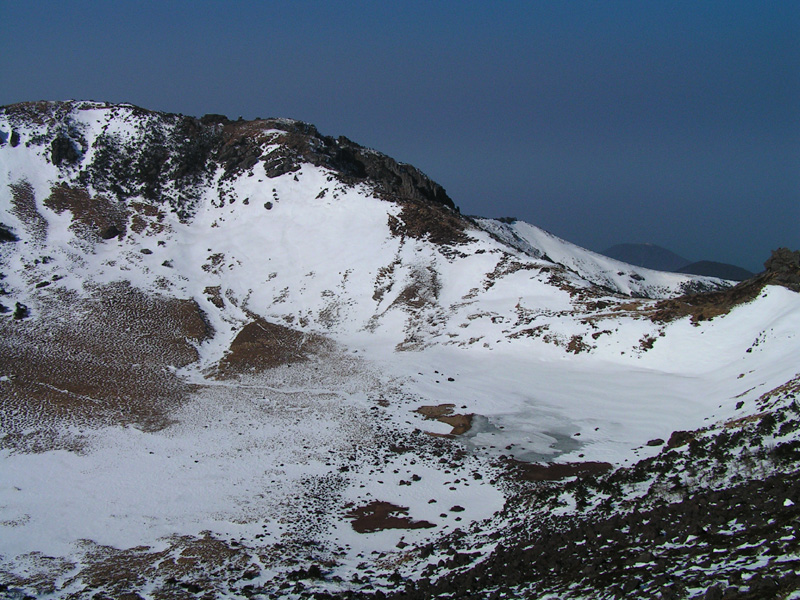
left=128, top=200, right=168, bottom=236
left=651, top=278, right=766, bottom=324
left=511, top=459, right=613, bottom=482
left=203, top=285, right=225, bottom=308
left=415, top=404, right=474, bottom=436
left=213, top=317, right=331, bottom=379
left=8, top=533, right=258, bottom=600
left=481, top=254, right=540, bottom=292
left=2, top=100, right=93, bottom=127
left=9, top=180, right=48, bottom=242
left=372, top=260, right=399, bottom=303
left=44, top=183, right=128, bottom=240
left=387, top=199, right=471, bottom=246
left=0, top=282, right=211, bottom=443
left=566, top=334, right=591, bottom=354
left=346, top=501, right=436, bottom=533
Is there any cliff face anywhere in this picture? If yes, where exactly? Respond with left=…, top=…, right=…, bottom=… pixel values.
left=764, top=247, right=800, bottom=291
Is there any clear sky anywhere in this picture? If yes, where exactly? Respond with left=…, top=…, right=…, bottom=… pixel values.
left=2, top=1, right=798, bottom=271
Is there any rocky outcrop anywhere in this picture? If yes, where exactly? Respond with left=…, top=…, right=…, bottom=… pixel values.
left=0, top=223, right=18, bottom=242
left=763, top=247, right=800, bottom=291
left=50, top=130, right=83, bottom=165
left=223, top=117, right=455, bottom=209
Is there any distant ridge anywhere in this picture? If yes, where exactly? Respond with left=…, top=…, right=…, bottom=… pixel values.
left=602, top=242, right=754, bottom=281
left=601, top=243, right=689, bottom=272
left=677, top=260, right=754, bottom=282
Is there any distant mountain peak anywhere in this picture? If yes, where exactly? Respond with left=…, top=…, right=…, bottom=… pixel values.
left=601, top=242, right=690, bottom=272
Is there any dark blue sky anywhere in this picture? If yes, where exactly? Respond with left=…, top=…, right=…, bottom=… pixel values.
left=2, top=1, right=798, bottom=271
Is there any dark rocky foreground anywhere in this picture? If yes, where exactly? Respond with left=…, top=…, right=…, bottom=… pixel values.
left=305, top=381, right=800, bottom=600
left=373, top=471, right=799, bottom=600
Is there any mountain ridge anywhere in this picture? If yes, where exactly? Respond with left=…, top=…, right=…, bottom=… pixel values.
left=602, top=242, right=690, bottom=272
left=676, top=260, right=754, bottom=281
left=602, top=242, right=754, bottom=281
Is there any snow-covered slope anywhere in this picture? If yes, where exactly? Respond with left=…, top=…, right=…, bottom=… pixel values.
left=1, top=101, right=799, bottom=599
left=477, top=217, right=728, bottom=298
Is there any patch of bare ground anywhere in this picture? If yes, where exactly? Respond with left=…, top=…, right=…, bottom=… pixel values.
left=387, top=199, right=471, bottom=246
left=651, top=278, right=766, bottom=324
left=416, top=404, right=474, bottom=436
left=0, top=553, right=75, bottom=598
left=509, top=459, right=613, bottom=482
left=9, top=180, right=48, bottom=242
left=754, top=373, right=800, bottom=410
left=0, top=282, right=211, bottom=447
left=372, top=258, right=400, bottom=303
left=1, top=100, right=91, bottom=127
left=346, top=501, right=436, bottom=533
left=34, top=534, right=261, bottom=600
left=479, top=253, right=541, bottom=293
left=543, top=265, right=605, bottom=300
left=566, top=334, right=591, bottom=354
left=211, top=317, right=333, bottom=379
left=128, top=200, right=168, bottom=236
left=43, top=183, right=128, bottom=241
left=389, top=265, right=440, bottom=311
left=509, top=325, right=591, bottom=353
left=203, top=285, right=225, bottom=308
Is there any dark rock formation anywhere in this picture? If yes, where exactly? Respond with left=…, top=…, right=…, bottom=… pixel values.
left=100, top=225, right=122, bottom=240
left=51, top=131, right=82, bottom=165
left=13, top=302, right=28, bottom=320
left=652, top=248, right=800, bottom=323
left=248, top=119, right=455, bottom=210
left=764, top=247, right=800, bottom=291
left=0, top=223, right=18, bottom=242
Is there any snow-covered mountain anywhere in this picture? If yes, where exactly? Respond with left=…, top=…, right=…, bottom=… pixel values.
left=1, top=101, right=799, bottom=600
left=477, top=218, right=726, bottom=297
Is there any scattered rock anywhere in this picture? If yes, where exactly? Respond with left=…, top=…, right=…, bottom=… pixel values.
left=12, top=302, right=28, bottom=320
left=667, top=430, right=693, bottom=448
left=512, top=460, right=612, bottom=482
